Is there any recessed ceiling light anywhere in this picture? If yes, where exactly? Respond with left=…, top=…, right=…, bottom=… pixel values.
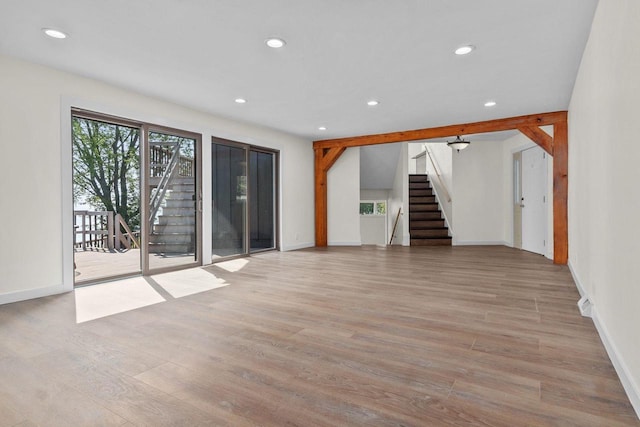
left=484, top=101, right=497, bottom=107
left=265, top=38, right=286, bottom=48
left=318, top=126, right=327, bottom=131
left=367, top=100, right=379, bottom=106
left=43, top=28, right=68, bottom=39
left=235, top=98, right=247, bottom=104
left=455, top=45, right=475, bottom=55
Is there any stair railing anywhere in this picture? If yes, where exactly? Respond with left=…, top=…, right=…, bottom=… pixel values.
left=389, top=207, right=402, bottom=245
left=424, top=145, right=454, bottom=234
left=149, top=143, right=181, bottom=224
left=115, top=214, right=140, bottom=249
left=424, top=147, right=451, bottom=203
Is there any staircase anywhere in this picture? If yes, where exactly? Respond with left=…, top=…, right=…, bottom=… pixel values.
left=149, top=177, right=195, bottom=254
left=409, top=174, right=451, bottom=246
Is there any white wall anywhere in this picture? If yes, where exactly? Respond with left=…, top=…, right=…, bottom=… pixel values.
left=389, top=143, right=409, bottom=245
left=502, top=129, right=554, bottom=260
left=452, top=140, right=505, bottom=245
left=360, top=189, right=389, bottom=245
left=567, top=0, right=640, bottom=415
left=327, top=147, right=361, bottom=245
left=0, top=54, right=315, bottom=304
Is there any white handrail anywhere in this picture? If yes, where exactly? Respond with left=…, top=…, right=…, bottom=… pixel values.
left=424, top=147, right=452, bottom=203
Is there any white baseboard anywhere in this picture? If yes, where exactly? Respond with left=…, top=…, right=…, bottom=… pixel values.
left=327, top=241, right=362, bottom=247
left=567, top=260, right=587, bottom=298
left=280, top=242, right=315, bottom=252
left=591, top=306, right=640, bottom=418
left=453, top=240, right=508, bottom=246
left=567, top=261, right=640, bottom=419
left=0, top=284, right=67, bottom=306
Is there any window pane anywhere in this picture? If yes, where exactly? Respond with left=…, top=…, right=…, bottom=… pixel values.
left=250, top=151, right=275, bottom=251
left=212, top=143, right=247, bottom=258
left=360, top=202, right=374, bottom=215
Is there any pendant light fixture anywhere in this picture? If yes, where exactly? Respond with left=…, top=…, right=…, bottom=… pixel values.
left=447, top=135, right=470, bottom=152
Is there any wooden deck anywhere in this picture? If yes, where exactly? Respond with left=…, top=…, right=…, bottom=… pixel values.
left=1, top=246, right=638, bottom=425
left=74, top=249, right=195, bottom=283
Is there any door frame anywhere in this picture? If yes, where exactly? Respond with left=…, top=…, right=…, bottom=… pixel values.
left=210, top=137, right=280, bottom=262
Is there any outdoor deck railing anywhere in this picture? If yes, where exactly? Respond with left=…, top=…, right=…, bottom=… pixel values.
left=74, top=211, right=139, bottom=250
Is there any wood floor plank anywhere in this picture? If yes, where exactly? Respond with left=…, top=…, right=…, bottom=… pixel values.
left=0, top=246, right=637, bottom=425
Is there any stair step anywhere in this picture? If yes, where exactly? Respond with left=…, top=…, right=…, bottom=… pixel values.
left=164, top=199, right=195, bottom=208
left=149, top=232, right=194, bottom=244
left=409, top=196, right=436, bottom=204
left=410, top=219, right=445, bottom=229
left=410, top=228, right=449, bottom=238
left=158, top=215, right=196, bottom=226
left=409, top=203, right=440, bottom=212
left=408, top=175, right=429, bottom=183
left=409, top=182, right=431, bottom=190
left=409, top=189, right=433, bottom=197
left=153, top=224, right=195, bottom=233
left=148, top=242, right=195, bottom=254
left=160, top=207, right=195, bottom=216
left=410, top=212, right=443, bottom=220
left=410, top=238, right=452, bottom=246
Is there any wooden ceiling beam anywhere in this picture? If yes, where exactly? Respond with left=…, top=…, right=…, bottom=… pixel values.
left=518, top=126, right=554, bottom=155
left=313, top=111, right=567, bottom=149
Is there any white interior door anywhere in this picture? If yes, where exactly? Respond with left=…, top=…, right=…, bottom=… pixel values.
left=521, top=146, right=547, bottom=255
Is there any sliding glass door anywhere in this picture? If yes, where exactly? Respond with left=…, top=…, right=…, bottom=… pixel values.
left=249, top=150, right=276, bottom=252
left=211, top=139, right=277, bottom=260
left=71, top=110, right=202, bottom=285
left=147, top=129, right=201, bottom=271
left=211, top=142, right=247, bottom=258
left=72, top=114, right=142, bottom=284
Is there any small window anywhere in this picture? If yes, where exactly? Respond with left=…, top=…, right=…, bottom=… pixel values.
left=360, top=200, right=386, bottom=216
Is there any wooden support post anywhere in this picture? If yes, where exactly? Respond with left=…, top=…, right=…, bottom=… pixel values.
left=552, top=120, right=569, bottom=264
left=314, top=146, right=346, bottom=246
left=314, top=148, right=328, bottom=246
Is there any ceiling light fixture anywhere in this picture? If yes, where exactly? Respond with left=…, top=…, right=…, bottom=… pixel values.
left=234, top=98, right=247, bottom=104
left=318, top=126, right=327, bottom=131
left=265, top=38, right=286, bottom=48
left=484, top=101, right=497, bottom=107
left=447, top=135, right=470, bottom=152
left=455, top=45, right=475, bottom=55
left=367, top=100, right=379, bottom=106
left=43, top=28, right=68, bottom=39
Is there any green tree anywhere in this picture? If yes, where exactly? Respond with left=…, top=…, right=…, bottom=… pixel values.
left=73, top=117, right=140, bottom=228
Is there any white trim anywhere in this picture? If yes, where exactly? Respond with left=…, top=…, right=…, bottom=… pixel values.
left=567, top=260, right=587, bottom=298
left=327, top=241, right=363, bottom=247
left=0, top=284, right=68, bottom=306
left=453, top=240, right=509, bottom=246
left=61, top=98, right=75, bottom=293
left=280, top=242, right=315, bottom=252
left=591, top=307, right=640, bottom=418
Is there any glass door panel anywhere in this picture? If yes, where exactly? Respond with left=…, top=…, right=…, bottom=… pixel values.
left=211, top=142, right=247, bottom=258
left=148, top=131, right=198, bottom=270
left=72, top=115, right=142, bottom=284
left=249, top=150, right=276, bottom=251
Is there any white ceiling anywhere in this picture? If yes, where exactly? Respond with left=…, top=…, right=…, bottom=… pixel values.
left=0, top=0, right=598, bottom=141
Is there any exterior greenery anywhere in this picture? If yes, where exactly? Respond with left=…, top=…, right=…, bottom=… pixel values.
left=72, top=117, right=140, bottom=228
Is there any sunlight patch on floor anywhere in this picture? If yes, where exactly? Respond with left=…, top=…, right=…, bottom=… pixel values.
left=213, top=258, right=249, bottom=272
left=152, top=268, right=228, bottom=298
left=74, top=277, right=165, bottom=323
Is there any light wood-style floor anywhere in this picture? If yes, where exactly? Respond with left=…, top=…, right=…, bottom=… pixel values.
left=1, top=246, right=638, bottom=426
